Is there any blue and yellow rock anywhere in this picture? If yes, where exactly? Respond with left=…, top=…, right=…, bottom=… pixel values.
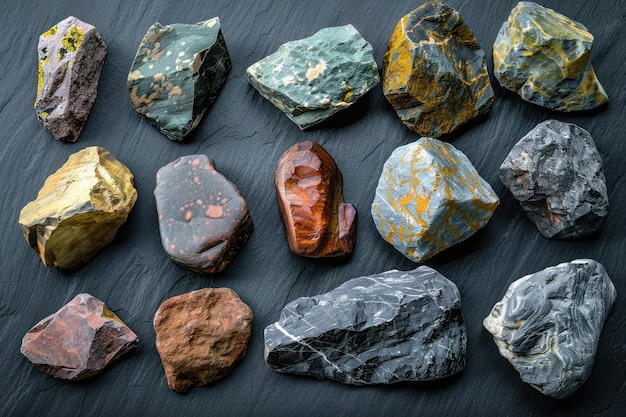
left=371, top=138, right=499, bottom=263
left=246, top=25, right=379, bottom=129
left=128, top=18, right=230, bottom=141
left=493, top=2, right=608, bottom=111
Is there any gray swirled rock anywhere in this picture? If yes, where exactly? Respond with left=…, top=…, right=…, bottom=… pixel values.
left=246, top=24, right=379, bottom=129
left=483, top=259, right=616, bottom=398
left=264, top=266, right=466, bottom=385
left=500, top=119, right=608, bottom=239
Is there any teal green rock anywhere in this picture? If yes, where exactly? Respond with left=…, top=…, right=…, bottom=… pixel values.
left=246, top=25, right=379, bottom=129
left=494, top=2, right=608, bottom=112
left=128, top=18, right=230, bottom=141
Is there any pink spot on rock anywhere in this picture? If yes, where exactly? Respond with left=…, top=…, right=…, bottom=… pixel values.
left=184, top=211, right=193, bottom=221
left=205, top=205, right=223, bottom=218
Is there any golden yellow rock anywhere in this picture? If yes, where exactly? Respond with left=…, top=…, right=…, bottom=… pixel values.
left=19, top=147, right=137, bottom=270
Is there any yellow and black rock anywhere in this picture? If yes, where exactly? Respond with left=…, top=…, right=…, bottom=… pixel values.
left=19, top=147, right=137, bottom=270
left=382, top=1, right=494, bottom=138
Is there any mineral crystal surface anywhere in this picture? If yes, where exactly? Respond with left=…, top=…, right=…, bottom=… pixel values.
left=128, top=18, right=231, bottom=140
left=246, top=24, right=379, bottom=129
left=274, top=141, right=356, bottom=257
left=21, top=293, right=138, bottom=380
left=371, top=138, right=499, bottom=263
left=264, top=266, right=466, bottom=385
left=382, top=1, right=494, bottom=137
left=153, top=288, right=253, bottom=392
left=35, top=16, right=107, bottom=142
left=19, top=147, right=137, bottom=270
left=154, top=154, right=253, bottom=273
left=493, top=1, right=608, bottom=111
left=483, top=259, right=616, bottom=398
left=500, top=119, right=608, bottom=239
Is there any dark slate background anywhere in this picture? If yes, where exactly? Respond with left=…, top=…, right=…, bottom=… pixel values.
left=1, top=1, right=624, bottom=416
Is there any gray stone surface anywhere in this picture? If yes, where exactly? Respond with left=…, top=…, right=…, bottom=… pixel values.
left=483, top=259, right=617, bottom=398
left=264, top=266, right=466, bottom=385
left=500, top=119, right=608, bottom=239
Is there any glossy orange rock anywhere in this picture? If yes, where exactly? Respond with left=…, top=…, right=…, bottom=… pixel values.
left=274, top=141, right=356, bottom=258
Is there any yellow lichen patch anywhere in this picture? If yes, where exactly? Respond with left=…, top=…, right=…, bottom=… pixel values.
left=61, top=25, right=84, bottom=52
left=128, top=70, right=143, bottom=82
left=305, top=61, right=328, bottom=81
left=282, top=75, right=295, bottom=86
left=42, top=25, right=57, bottom=38
left=168, top=85, right=183, bottom=99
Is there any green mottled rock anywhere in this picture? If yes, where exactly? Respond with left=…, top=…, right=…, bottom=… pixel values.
left=382, top=1, right=494, bottom=138
left=494, top=2, right=608, bottom=111
left=128, top=18, right=230, bottom=141
left=246, top=25, right=379, bottom=129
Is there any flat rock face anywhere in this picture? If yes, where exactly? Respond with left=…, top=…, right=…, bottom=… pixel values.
left=21, top=293, right=138, bottom=380
left=35, top=16, right=107, bottom=142
left=274, top=141, right=356, bottom=257
left=18, top=146, right=137, bottom=270
left=153, top=288, right=253, bottom=392
left=154, top=154, right=253, bottom=273
left=264, top=266, right=466, bottom=385
left=500, top=119, right=608, bottom=239
left=493, top=1, right=608, bottom=111
left=128, top=18, right=231, bottom=141
left=382, top=1, right=494, bottom=138
left=483, top=259, right=616, bottom=398
left=371, top=138, right=499, bottom=263
left=246, top=24, right=379, bottom=129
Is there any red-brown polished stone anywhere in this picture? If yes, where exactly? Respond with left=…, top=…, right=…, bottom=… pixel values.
left=153, top=288, right=253, bottom=393
left=20, top=293, right=138, bottom=380
left=274, top=141, right=356, bottom=257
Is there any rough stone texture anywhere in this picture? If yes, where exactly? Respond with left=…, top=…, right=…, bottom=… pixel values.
left=382, top=1, right=494, bottom=138
left=154, top=154, right=253, bottom=274
left=274, top=141, right=356, bottom=258
left=21, top=293, right=138, bottom=380
left=18, top=146, right=137, bottom=270
left=483, top=259, right=616, bottom=398
left=153, top=288, right=253, bottom=392
left=246, top=24, right=379, bottom=129
left=35, top=16, right=107, bottom=142
left=264, top=266, right=466, bottom=385
left=128, top=18, right=231, bottom=141
left=493, top=1, right=608, bottom=112
left=500, top=119, right=608, bottom=239
left=371, top=138, right=499, bottom=263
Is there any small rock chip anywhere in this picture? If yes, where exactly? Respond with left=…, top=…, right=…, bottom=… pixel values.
left=371, top=138, right=499, bottom=263
left=274, top=141, right=356, bottom=258
left=483, top=259, right=616, bottom=398
left=154, top=155, right=253, bottom=273
left=500, top=120, right=608, bottom=239
left=246, top=24, right=379, bottom=129
left=19, top=147, right=137, bottom=270
left=493, top=1, right=608, bottom=111
left=264, top=266, right=466, bottom=385
left=21, top=293, right=138, bottom=380
left=382, top=1, right=494, bottom=138
left=128, top=18, right=231, bottom=141
left=35, top=16, right=107, bottom=142
left=153, top=288, right=253, bottom=392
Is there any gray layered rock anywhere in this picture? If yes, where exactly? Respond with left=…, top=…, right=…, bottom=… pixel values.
left=500, top=119, right=608, bottom=239
left=483, top=259, right=616, bottom=398
left=264, top=266, right=466, bottom=385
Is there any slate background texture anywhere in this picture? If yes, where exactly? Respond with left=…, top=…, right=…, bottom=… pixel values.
left=1, top=0, right=624, bottom=416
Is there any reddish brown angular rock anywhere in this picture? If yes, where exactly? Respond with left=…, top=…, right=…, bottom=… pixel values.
left=274, top=141, right=356, bottom=258
left=154, top=155, right=253, bottom=274
left=20, top=293, right=138, bottom=380
left=153, top=288, right=253, bottom=392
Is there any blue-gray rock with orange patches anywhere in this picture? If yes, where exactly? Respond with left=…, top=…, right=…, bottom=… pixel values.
left=154, top=155, right=252, bottom=273
left=35, top=16, right=107, bottom=142
left=264, top=266, right=467, bottom=385
left=128, top=18, right=230, bottom=141
left=500, top=119, right=608, bottom=239
left=246, top=24, right=379, bottom=129
left=483, top=259, right=617, bottom=398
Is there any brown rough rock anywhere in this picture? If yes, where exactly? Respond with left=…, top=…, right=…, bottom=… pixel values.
left=20, top=293, right=139, bottom=380
left=18, top=146, right=137, bottom=270
left=153, top=288, right=253, bottom=392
